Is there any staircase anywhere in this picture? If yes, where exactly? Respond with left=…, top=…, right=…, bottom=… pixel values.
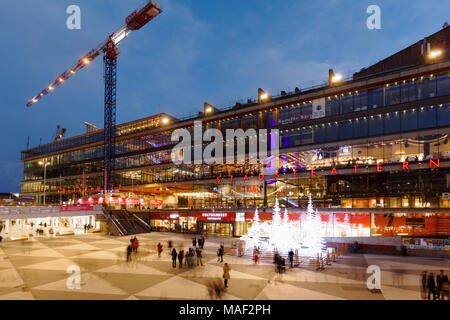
left=104, top=209, right=152, bottom=235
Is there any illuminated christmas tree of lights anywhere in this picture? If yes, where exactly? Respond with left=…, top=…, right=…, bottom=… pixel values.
left=241, top=195, right=326, bottom=256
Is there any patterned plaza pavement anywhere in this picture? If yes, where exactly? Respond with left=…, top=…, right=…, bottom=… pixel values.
left=0, top=232, right=448, bottom=300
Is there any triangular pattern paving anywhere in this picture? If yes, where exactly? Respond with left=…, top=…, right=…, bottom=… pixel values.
left=0, top=233, right=447, bottom=300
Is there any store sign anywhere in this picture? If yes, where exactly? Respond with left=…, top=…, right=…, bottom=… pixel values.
left=197, top=212, right=235, bottom=222
left=170, top=213, right=179, bottom=219
left=443, top=192, right=450, bottom=200
left=149, top=199, right=163, bottom=207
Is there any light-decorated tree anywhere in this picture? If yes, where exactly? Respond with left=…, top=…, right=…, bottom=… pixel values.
left=343, top=213, right=351, bottom=236
left=299, top=195, right=325, bottom=256
left=241, top=208, right=267, bottom=251
left=272, top=196, right=282, bottom=226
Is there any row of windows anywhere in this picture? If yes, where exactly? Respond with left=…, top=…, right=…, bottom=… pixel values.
left=23, top=72, right=450, bottom=166
left=281, top=104, right=450, bottom=147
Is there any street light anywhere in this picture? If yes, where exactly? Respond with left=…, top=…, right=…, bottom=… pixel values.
left=39, top=160, right=50, bottom=205
left=331, top=73, right=343, bottom=83
left=258, top=88, right=270, bottom=103
left=429, top=49, right=442, bottom=59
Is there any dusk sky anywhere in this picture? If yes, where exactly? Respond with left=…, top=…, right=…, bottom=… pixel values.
left=0, top=0, right=449, bottom=192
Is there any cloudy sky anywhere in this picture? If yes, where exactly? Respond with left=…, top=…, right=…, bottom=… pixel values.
left=0, top=0, right=449, bottom=192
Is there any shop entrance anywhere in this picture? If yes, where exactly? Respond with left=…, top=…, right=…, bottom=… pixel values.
left=198, top=222, right=233, bottom=237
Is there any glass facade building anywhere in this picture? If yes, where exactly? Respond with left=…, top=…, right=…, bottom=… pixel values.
left=20, top=27, right=450, bottom=238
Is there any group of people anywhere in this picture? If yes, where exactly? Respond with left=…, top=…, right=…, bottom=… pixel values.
left=170, top=246, right=204, bottom=268
left=422, top=270, right=450, bottom=300
left=168, top=237, right=207, bottom=269
left=274, top=252, right=287, bottom=274
left=193, top=236, right=206, bottom=249
left=83, top=224, right=93, bottom=233
left=126, top=236, right=139, bottom=262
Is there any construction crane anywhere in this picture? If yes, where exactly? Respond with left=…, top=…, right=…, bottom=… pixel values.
left=26, top=0, right=162, bottom=192
left=52, top=124, right=67, bottom=142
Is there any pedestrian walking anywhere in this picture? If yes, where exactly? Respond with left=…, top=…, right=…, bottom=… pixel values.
left=238, top=241, right=244, bottom=257
left=217, top=245, right=224, bottom=263
left=196, top=247, right=203, bottom=266
left=132, top=237, right=139, bottom=254
left=439, top=272, right=450, bottom=300
left=126, top=244, right=132, bottom=262
left=157, top=242, right=163, bottom=258
left=192, top=237, right=197, bottom=248
left=202, top=236, right=206, bottom=249
left=223, top=263, right=230, bottom=288
left=187, top=251, right=195, bottom=268
left=168, top=240, right=173, bottom=249
left=178, top=250, right=184, bottom=268
left=427, top=272, right=437, bottom=300
left=253, top=247, right=259, bottom=264
left=437, top=270, right=449, bottom=300
left=421, top=271, right=428, bottom=299
left=171, top=248, right=177, bottom=268
left=288, top=250, right=294, bottom=268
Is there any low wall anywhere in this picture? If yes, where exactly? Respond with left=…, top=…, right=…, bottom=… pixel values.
left=325, top=236, right=402, bottom=255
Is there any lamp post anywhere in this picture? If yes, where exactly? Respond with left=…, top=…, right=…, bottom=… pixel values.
left=39, top=160, right=50, bottom=205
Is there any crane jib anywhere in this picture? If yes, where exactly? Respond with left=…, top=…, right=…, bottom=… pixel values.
left=26, top=0, right=161, bottom=107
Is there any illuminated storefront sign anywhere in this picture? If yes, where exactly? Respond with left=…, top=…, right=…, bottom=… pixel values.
left=197, top=212, right=235, bottom=222
left=217, top=158, right=441, bottom=182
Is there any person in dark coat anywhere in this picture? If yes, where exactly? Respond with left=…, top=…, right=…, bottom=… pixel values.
left=217, top=245, right=224, bottom=263
left=421, top=271, right=428, bottom=299
left=288, top=250, right=294, bottom=268
left=198, top=237, right=204, bottom=249
left=427, top=272, right=437, bottom=300
left=192, top=237, right=197, bottom=248
left=171, top=248, right=177, bottom=268
left=126, top=244, right=132, bottom=262
left=178, top=250, right=184, bottom=268
left=437, top=270, right=449, bottom=300
left=196, top=247, right=203, bottom=266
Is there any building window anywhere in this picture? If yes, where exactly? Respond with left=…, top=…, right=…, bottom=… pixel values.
left=368, top=87, right=384, bottom=108
left=339, top=121, right=353, bottom=140
left=353, top=118, right=368, bottom=137
left=418, top=106, right=437, bottom=129
left=401, top=109, right=418, bottom=131
left=341, top=94, right=353, bottom=114
left=437, top=104, right=450, bottom=126
left=385, top=84, right=401, bottom=105
left=384, top=113, right=401, bottom=134
left=369, top=116, right=383, bottom=136
left=325, top=97, right=340, bottom=116
left=437, top=73, right=450, bottom=96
